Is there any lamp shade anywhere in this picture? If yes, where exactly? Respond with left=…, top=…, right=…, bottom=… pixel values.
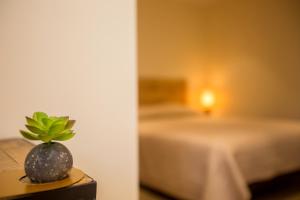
left=200, top=90, right=215, bottom=113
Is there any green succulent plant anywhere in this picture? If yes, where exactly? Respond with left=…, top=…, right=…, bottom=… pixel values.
left=20, top=112, right=76, bottom=143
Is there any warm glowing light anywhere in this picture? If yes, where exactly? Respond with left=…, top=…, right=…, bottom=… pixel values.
left=200, top=90, right=215, bottom=114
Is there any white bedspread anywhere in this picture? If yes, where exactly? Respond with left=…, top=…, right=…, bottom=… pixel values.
left=139, top=116, right=300, bottom=200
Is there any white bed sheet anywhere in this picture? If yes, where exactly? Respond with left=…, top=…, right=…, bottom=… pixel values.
left=139, top=116, right=300, bottom=200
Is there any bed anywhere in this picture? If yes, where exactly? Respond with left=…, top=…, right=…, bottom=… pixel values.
left=139, top=78, right=300, bottom=200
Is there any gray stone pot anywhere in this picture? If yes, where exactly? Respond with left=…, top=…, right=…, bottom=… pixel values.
left=24, top=142, right=73, bottom=183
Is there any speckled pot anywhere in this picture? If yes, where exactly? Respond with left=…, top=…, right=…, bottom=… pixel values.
left=24, top=142, right=73, bottom=183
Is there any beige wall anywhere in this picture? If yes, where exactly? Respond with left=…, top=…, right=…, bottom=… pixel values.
left=201, top=0, right=300, bottom=118
left=138, top=0, right=205, bottom=79
left=0, top=0, right=137, bottom=200
left=138, top=0, right=300, bottom=118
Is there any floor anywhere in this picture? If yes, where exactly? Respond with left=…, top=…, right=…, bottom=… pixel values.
left=139, top=185, right=300, bottom=200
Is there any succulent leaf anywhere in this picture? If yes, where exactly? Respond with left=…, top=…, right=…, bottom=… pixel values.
left=20, top=130, right=39, bottom=140
left=54, top=132, right=75, bottom=141
left=26, top=125, right=45, bottom=135
left=49, top=117, right=58, bottom=121
left=26, top=117, right=43, bottom=128
left=33, top=112, right=48, bottom=123
left=42, top=118, right=54, bottom=129
left=59, top=129, right=72, bottom=135
left=39, top=134, right=53, bottom=143
left=59, top=116, right=69, bottom=121
left=58, top=117, right=69, bottom=127
left=65, top=120, right=76, bottom=129
left=21, top=112, right=76, bottom=143
left=48, top=123, right=66, bottom=135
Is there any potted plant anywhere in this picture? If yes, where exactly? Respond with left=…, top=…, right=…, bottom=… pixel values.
left=20, top=112, right=76, bottom=183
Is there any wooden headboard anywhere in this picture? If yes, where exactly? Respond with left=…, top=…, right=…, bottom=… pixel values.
left=139, top=78, right=187, bottom=105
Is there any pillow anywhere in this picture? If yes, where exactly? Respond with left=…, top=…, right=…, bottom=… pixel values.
left=139, top=104, right=198, bottom=120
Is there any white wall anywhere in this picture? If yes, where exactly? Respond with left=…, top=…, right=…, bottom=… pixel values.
left=0, top=0, right=137, bottom=200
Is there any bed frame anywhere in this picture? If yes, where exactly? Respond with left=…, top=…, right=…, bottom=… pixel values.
left=138, top=78, right=187, bottom=106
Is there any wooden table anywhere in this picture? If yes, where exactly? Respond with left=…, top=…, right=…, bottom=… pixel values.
left=0, top=138, right=97, bottom=200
